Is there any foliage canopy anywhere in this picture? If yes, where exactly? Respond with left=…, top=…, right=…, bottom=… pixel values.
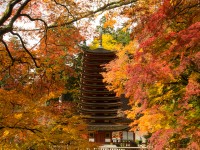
left=103, top=0, right=200, bottom=149
left=0, top=0, right=136, bottom=148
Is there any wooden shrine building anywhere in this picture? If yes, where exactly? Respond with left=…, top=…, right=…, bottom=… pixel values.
left=80, top=48, right=134, bottom=144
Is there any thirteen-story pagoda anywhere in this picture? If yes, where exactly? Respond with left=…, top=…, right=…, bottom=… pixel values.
left=80, top=48, right=129, bottom=143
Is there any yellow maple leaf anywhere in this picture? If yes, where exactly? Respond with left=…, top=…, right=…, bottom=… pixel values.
left=14, top=113, right=23, bottom=119
left=3, top=130, right=9, bottom=137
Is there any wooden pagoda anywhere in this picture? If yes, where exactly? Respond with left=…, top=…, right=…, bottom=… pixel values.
left=80, top=48, right=129, bottom=144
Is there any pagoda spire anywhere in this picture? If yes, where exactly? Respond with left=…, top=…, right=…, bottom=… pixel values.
left=99, top=26, right=103, bottom=48
left=99, top=16, right=106, bottom=48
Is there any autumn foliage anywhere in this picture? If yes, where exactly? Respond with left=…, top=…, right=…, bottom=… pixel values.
left=0, top=0, right=88, bottom=148
left=0, top=25, right=90, bottom=149
left=1, top=0, right=199, bottom=149
left=103, top=0, right=200, bottom=149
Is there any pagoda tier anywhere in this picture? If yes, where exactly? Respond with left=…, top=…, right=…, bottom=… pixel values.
left=80, top=48, right=122, bottom=125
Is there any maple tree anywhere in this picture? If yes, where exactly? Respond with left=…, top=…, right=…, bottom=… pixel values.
left=0, top=0, right=139, bottom=149
left=0, top=26, right=90, bottom=148
left=103, top=0, right=200, bottom=149
left=0, top=89, right=89, bottom=149
left=0, top=0, right=137, bottom=67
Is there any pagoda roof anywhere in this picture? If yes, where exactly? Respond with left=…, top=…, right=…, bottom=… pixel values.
left=88, top=124, right=129, bottom=131
left=80, top=95, right=119, bottom=100
left=81, top=101, right=122, bottom=106
left=81, top=108, right=119, bottom=112
left=81, top=89, right=111, bottom=94
left=83, top=48, right=115, bottom=54
left=85, top=116, right=121, bottom=119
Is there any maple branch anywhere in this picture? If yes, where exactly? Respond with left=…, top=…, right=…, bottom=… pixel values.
left=191, top=60, right=200, bottom=73
left=0, top=0, right=31, bottom=35
left=0, top=0, right=21, bottom=26
left=10, top=31, right=39, bottom=68
left=21, top=0, right=138, bottom=30
left=19, top=14, right=48, bottom=30
left=8, top=0, right=138, bottom=32
left=53, top=0, right=76, bottom=20
left=10, top=0, right=31, bottom=25
left=51, top=0, right=137, bottom=28
left=19, top=13, right=48, bottom=48
left=170, top=1, right=200, bottom=19
left=1, top=39, right=15, bottom=65
left=0, top=126, right=42, bottom=133
left=0, top=0, right=138, bottom=69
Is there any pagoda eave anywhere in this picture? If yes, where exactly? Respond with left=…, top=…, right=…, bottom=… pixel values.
left=88, top=124, right=129, bottom=131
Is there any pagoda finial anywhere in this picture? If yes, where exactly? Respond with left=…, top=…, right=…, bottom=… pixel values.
left=99, top=16, right=106, bottom=48
left=99, top=26, right=103, bottom=48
